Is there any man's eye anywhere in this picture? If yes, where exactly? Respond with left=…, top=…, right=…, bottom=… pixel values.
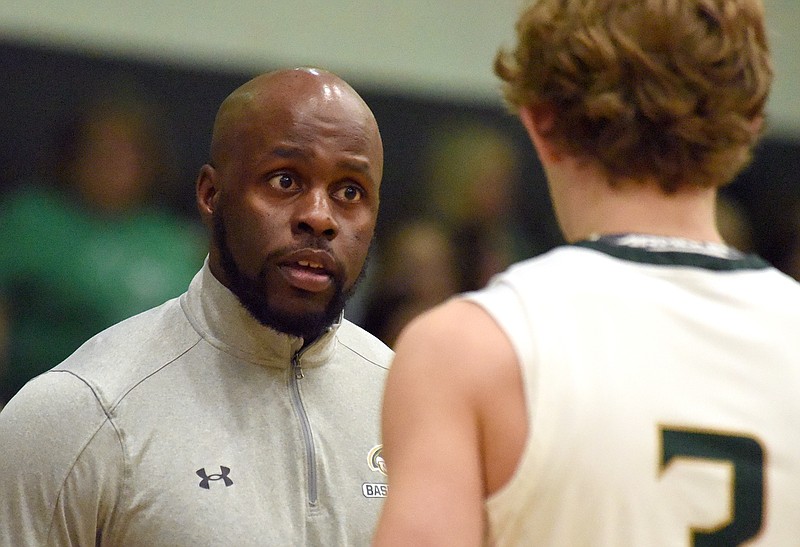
left=267, top=173, right=297, bottom=191
left=335, top=185, right=363, bottom=202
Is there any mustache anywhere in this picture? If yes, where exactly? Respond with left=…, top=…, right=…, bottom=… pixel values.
left=262, top=241, right=344, bottom=281
left=274, top=236, right=334, bottom=255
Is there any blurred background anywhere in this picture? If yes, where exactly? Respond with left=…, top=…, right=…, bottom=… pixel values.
left=1, top=0, right=799, bottom=397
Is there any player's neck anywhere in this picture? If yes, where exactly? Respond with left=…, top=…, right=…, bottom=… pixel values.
left=555, top=168, right=722, bottom=245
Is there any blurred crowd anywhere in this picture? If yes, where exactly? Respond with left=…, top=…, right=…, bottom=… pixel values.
left=2, top=77, right=800, bottom=406
left=357, top=120, right=549, bottom=345
left=0, top=84, right=206, bottom=405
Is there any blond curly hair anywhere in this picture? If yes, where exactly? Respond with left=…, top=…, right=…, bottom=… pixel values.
left=495, top=0, right=772, bottom=192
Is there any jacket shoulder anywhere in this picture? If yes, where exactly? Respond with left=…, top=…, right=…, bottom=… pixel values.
left=336, top=320, right=393, bottom=370
left=54, top=296, right=200, bottom=408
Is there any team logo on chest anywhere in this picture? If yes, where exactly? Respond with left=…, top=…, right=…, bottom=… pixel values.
left=367, top=444, right=387, bottom=476
left=362, top=444, right=388, bottom=498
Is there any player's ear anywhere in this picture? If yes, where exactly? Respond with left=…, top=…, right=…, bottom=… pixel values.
left=196, top=163, right=219, bottom=228
left=519, top=103, right=563, bottom=165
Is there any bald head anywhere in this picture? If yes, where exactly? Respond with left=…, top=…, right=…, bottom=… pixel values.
left=195, top=67, right=384, bottom=341
left=209, top=67, right=382, bottom=171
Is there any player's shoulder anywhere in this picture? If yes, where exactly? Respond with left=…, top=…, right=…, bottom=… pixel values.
left=393, top=298, right=516, bottom=381
left=399, top=298, right=496, bottom=343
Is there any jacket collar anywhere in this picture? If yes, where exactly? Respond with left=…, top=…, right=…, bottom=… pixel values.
left=181, top=258, right=339, bottom=369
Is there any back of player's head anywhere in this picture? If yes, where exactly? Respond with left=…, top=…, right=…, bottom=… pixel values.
left=495, top=0, right=772, bottom=192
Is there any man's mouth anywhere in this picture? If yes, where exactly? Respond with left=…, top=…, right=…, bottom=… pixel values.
left=297, top=260, right=324, bottom=269
left=279, top=255, right=335, bottom=293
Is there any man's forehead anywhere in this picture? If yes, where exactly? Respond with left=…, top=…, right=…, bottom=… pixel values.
left=211, top=69, right=380, bottom=164
left=221, top=83, right=330, bottom=129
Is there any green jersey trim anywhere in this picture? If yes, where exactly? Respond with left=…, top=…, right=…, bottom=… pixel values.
left=573, top=235, right=770, bottom=272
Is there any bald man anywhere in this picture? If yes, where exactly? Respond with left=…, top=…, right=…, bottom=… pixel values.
left=0, top=68, right=393, bottom=546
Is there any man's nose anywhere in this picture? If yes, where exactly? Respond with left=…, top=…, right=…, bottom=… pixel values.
left=294, top=188, right=339, bottom=239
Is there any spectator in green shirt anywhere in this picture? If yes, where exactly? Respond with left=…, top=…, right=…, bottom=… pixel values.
left=0, top=88, right=206, bottom=404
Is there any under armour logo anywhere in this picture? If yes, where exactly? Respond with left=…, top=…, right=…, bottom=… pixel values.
left=196, top=466, right=234, bottom=489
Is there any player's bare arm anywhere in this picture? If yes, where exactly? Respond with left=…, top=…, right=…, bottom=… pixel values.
left=373, top=298, right=526, bottom=546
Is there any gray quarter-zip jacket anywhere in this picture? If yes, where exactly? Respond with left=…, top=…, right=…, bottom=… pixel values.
left=0, top=261, right=392, bottom=546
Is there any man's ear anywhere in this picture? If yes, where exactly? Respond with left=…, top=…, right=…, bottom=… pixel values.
left=196, top=164, right=219, bottom=227
left=519, top=104, right=562, bottom=165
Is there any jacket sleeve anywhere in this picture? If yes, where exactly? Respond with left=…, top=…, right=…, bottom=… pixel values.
left=0, top=370, right=124, bottom=546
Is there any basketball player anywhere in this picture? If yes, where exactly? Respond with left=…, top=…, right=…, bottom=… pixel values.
left=373, top=0, right=800, bottom=545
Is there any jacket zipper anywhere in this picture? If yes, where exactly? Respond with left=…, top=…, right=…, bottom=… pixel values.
left=290, top=351, right=318, bottom=507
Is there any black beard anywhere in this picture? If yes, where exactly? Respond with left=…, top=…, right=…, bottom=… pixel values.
left=212, top=207, right=367, bottom=342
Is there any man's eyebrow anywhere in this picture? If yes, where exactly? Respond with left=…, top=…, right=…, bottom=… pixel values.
left=271, top=145, right=372, bottom=174
left=270, top=145, right=308, bottom=159
left=337, top=158, right=371, bottom=175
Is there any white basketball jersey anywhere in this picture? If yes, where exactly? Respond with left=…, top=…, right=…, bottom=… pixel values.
left=467, top=236, right=800, bottom=546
